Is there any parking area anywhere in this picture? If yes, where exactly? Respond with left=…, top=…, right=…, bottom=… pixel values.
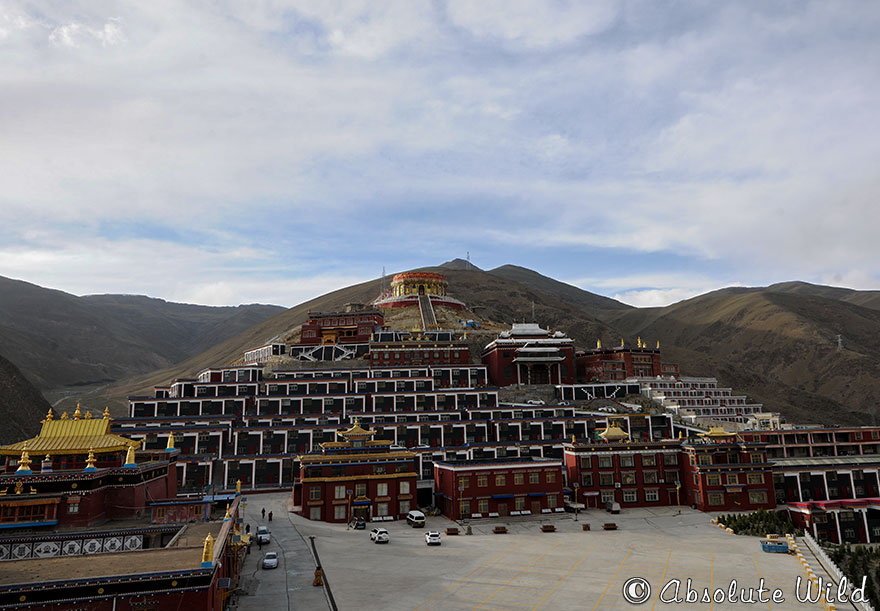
left=297, top=504, right=824, bottom=611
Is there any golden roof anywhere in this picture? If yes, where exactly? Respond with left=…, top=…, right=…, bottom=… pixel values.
left=0, top=412, right=139, bottom=456
left=699, top=426, right=735, bottom=438
left=338, top=418, right=375, bottom=440
left=599, top=423, right=630, bottom=441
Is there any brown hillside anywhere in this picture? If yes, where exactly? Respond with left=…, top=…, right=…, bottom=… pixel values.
left=0, top=353, right=51, bottom=444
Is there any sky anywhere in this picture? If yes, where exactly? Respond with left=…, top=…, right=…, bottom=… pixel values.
left=1, top=1, right=879, bottom=308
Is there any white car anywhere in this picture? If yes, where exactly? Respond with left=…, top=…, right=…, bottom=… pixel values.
left=262, top=551, right=278, bottom=569
left=370, top=528, right=390, bottom=543
left=256, top=526, right=271, bottom=544
left=526, top=399, right=545, bottom=405
left=425, top=531, right=441, bottom=546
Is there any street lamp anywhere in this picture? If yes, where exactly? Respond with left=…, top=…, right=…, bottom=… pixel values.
left=573, top=482, right=579, bottom=521
left=458, top=485, right=465, bottom=521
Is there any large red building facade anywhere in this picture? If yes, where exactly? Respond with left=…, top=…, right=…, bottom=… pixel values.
left=482, top=323, right=576, bottom=387
left=576, top=340, right=678, bottom=381
left=293, top=420, right=419, bottom=523
left=434, top=457, right=564, bottom=521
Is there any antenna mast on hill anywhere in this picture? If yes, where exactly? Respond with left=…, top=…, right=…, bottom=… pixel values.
left=467, top=251, right=470, bottom=265
left=837, top=334, right=844, bottom=351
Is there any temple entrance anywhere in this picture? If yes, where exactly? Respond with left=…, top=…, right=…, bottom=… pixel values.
left=353, top=506, right=370, bottom=521
left=418, top=285, right=425, bottom=295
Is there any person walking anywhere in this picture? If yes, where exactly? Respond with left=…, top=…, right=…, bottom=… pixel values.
left=261, top=507, right=266, bottom=519
left=268, top=511, right=273, bottom=522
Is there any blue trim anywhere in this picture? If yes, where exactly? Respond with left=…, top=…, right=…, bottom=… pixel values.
left=14, top=470, right=32, bottom=475
left=528, top=492, right=547, bottom=497
left=352, top=500, right=371, bottom=506
left=491, top=494, right=514, bottom=499
left=0, top=520, right=58, bottom=529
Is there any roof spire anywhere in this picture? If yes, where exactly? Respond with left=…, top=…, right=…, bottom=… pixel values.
left=73, top=403, right=82, bottom=420
left=45, top=408, right=54, bottom=421
left=596, top=338, right=602, bottom=349
left=224, top=503, right=231, bottom=521
left=656, top=340, right=660, bottom=349
left=103, top=407, right=112, bottom=420
left=619, top=338, right=625, bottom=348
left=166, top=433, right=175, bottom=452
left=16, top=444, right=32, bottom=474
left=60, top=411, right=69, bottom=420
left=84, top=410, right=92, bottom=419
left=85, top=448, right=97, bottom=471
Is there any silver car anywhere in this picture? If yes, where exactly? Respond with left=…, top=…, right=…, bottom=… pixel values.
left=262, top=551, right=278, bottom=569
left=424, top=531, right=441, bottom=546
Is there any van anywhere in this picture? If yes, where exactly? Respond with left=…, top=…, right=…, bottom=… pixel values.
left=406, top=510, right=426, bottom=527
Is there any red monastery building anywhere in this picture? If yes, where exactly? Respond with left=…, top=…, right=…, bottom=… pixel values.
left=0, top=405, right=177, bottom=530
left=434, top=457, right=564, bottom=521
left=576, top=338, right=679, bottom=381
left=482, top=323, right=576, bottom=386
left=293, top=420, right=419, bottom=523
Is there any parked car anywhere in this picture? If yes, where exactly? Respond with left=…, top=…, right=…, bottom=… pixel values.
left=370, top=528, right=390, bottom=543
left=256, top=526, right=271, bottom=544
left=605, top=501, right=621, bottom=514
left=406, top=510, right=426, bottom=527
left=262, top=552, right=278, bottom=569
left=526, top=399, right=546, bottom=405
left=424, top=531, right=442, bottom=546
left=351, top=517, right=366, bottom=530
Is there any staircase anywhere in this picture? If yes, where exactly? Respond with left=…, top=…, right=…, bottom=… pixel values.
left=418, top=294, right=437, bottom=329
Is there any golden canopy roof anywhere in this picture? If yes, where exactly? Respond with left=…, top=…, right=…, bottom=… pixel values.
left=599, top=423, right=630, bottom=441
left=0, top=408, right=140, bottom=456
left=699, top=426, right=736, bottom=438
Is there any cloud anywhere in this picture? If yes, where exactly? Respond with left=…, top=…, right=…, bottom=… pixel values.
left=0, top=2, right=878, bottom=305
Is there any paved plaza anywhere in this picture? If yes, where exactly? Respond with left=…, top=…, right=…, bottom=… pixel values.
left=236, top=493, right=829, bottom=610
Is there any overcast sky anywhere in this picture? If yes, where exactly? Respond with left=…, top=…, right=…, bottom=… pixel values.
left=1, top=1, right=878, bottom=308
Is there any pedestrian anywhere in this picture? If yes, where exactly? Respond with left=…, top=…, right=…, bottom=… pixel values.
left=268, top=511, right=273, bottom=522
left=245, top=523, right=251, bottom=534
left=262, top=507, right=266, bottom=519
left=258, top=539, right=262, bottom=551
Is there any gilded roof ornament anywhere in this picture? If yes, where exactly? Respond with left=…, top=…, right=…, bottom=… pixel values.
left=224, top=503, right=231, bottom=521
left=596, top=338, right=602, bottom=349
left=45, top=408, right=54, bottom=422
left=85, top=448, right=97, bottom=470
left=201, top=533, right=214, bottom=567
left=599, top=422, right=630, bottom=442
left=60, top=411, right=69, bottom=420
left=124, top=443, right=136, bottom=467
left=16, top=444, right=32, bottom=473
left=619, top=338, right=625, bottom=348
left=73, top=403, right=82, bottom=420
left=656, top=340, right=660, bottom=349
left=166, top=433, right=175, bottom=451
left=84, top=410, right=92, bottom=419
left=103, top=407, right=111, bottom=419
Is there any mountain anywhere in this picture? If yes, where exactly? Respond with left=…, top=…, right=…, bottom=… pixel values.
left=0, top=353, right=51, bottom=444
left=611, top=289, right=880, bottom=425
left=765, top=281, right=880, bottom=311
left=0, top=275, right=284, bottom=391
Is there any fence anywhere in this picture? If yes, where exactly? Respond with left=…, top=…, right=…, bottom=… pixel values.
left=803, top=532, right=875, bottom=611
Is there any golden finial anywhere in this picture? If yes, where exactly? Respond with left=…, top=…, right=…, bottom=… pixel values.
left=224, top=503, right=231, bottom=521
left=60, top=411, right=69, bottom=420
left=571, top=434, right=576, bottom=444
left=29, top=486, right=37, bottom=495
left=86, top=449, right=97, bottom=470
left=16, top=445, right=32, bottom=473
left=656, top=340, right=660, bottom=349
left=14, top=481, right=23, bottom=495
left=678, top=431, right=683, bottom=440
left=236, top=479, right=242, bottom=495
left=103, top=407, right=111, bottom=420
left=201, top=533, right=215, bottom=567
left=44, top=454, right=51, bottom=462
left=73, top=403, right=82, bottom=420
left=124, top=443, right=136, bottom=466
left=166, top=433, right=175, bottom=451
left=637, top=336, right=642, bottom=348
left=596, top=338, right=602, bottom=349
left=45, top=408, right=54, bottom=421
left=620, top=338, right=625, bottom=348
left=84, top=410, right=92, bottom=419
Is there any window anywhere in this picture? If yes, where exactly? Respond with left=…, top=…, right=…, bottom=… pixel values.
left=355, top=483, right=366, bottom=497
left=581, top=473, right=593, bottom=487
left=376, top=502, right=389, bottom=517
left=642, top=455, right=656, bottom=467
left=546, top=471, right=556, bottom=483
left=645, top=489, right=659, bottom=502
left=726, top=473, right=739, bottom=485
left=496, top=474, right=506, bottom=486
left=334, top=505, right=346, bottom=520
left=547, top=495, right=557, bottom=508
left=698, top=454, right=712, bottom=465
left=514, top=473, right=524, bottom=485
left=400, top=481, right=410, bottom=494
left=478, top=499, right=489, bottom=513
left=664, top=454, right=678, bottom=465
left=399, top=500, right=411, bottom=514
left=665, top=471, right=679, bottom=484
left=373, top=465, right=386, bottom=475
left=579, top=456, right=592, bottom=469
left=67, top=503, right=80, bottom=514
left=515, top=496, right=526, bottom=511
left=643, top=471, right=658, bottom=484
left=598, top=456, right=613, bottom=469
left=707, top=474, right=721, bottom=486
left=694, top=474, right=700, bottom=486
left=621, top=471, right=636, bottom=485
left=477, top=475, right=488, bottom=487
left=747, top=473, right=764, bottom=485
left=707, top=492, right=724, bottom=506
left=335, top=485, right=346, bottom=499
left=529, top=473, right=539, bottom=484
left=460, top=501, right=470, bottom=515
left=623, top=490, right=637, bottom=503
left=845, top=528, right=856, bottom=539
left=310, top=507, right=321, bottom=520
left=310, top=486, right=322, bottom=500
left=748, top=491, right=767, bottom=505
left=750, top=453, right=764, bottom=464
left=377, top=483, right=388, bottom=497
left=459, top=476, right=470, bottom=489
left=599, top=473, right=614, bottom=486
left=600, top=491, right=615, bottom=504
left=620, top=455, right=634, bottom=468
